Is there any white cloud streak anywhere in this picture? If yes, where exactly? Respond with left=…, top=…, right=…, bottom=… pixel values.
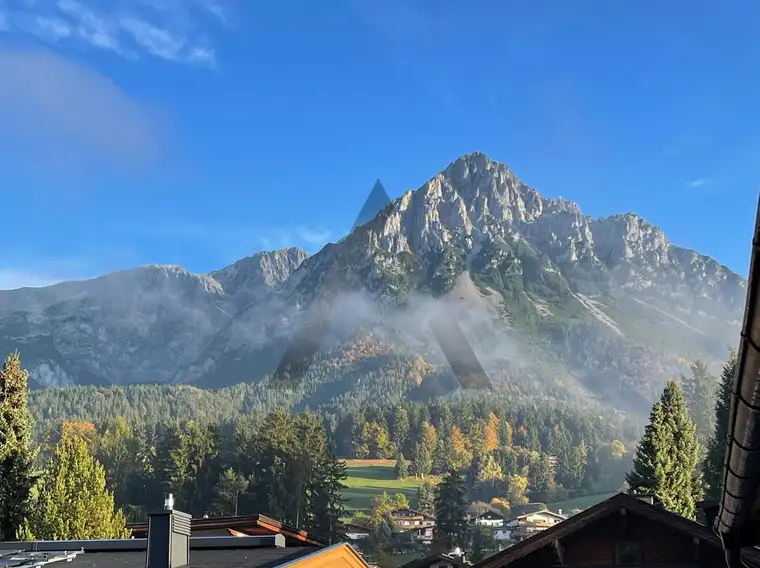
left=0, top=0, right=229, bottom=66
left=0, top=269, right=66, bottom=290
left=688, top=178, right=708, bottom=188
left=0, top=48, right=163, bottom=175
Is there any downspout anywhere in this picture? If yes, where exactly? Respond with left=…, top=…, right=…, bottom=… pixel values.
left=717, top=193, right=760, bottom=567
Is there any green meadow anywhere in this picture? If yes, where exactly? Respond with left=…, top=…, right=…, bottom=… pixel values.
left=341, top=459, right=440, bottom=513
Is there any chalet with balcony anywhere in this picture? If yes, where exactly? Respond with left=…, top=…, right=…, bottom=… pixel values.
left=472, top=492, right=760, bottom=568
left=497, top=510, right=565, bottom=544
left=388, top=507, right=436, bottom=529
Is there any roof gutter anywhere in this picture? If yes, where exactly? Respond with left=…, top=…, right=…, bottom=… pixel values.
left=717, top=193, right=760, bottom=566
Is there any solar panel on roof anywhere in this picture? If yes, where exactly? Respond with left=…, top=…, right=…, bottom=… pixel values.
left=0, top=550, right=83, bottom=568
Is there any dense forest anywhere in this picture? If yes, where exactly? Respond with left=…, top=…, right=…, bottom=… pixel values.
left=0, top=348, right=735, bottom=566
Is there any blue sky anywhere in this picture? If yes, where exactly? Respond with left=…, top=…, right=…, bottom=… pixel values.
left=0, top=0, right=758, bottom=289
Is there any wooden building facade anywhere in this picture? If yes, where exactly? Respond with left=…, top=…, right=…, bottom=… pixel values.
left=474, top=493, right=760, bottom=568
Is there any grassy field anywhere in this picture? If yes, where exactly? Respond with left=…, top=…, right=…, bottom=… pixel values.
left=342, top=459, right=440, bottom=512
left=548, top=492, right=616, bottom=514
left=341, top=458, right=614, bottom=516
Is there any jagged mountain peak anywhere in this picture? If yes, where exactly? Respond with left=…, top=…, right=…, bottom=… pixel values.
left=210, top=247, right=308, bottom=293
left=0, top=151, right=747, bottom=411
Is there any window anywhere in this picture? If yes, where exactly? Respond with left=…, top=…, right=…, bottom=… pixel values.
left=615, top=542, right=642, bottom=565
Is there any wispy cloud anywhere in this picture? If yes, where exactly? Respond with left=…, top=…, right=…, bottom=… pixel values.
left=0, top=0, right=231, bottom=66
left=0, top=48, right=164, bottom=176
left=121, top=221, right=334, bottom=264
left=688, top=178, right=709, bottom=188
left=0, top=268, right=66, bottom=290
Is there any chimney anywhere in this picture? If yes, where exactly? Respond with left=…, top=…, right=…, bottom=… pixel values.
left=146, top=494, right=191, bottom=568
left=633, top=494, right=655, bottom=506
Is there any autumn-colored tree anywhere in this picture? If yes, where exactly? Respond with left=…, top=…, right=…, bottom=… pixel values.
left=484, top=413, right=500, bottom=453
left=421, top=421, right=438, bottom=456
left=507, top=474, right=529, bottom=505
left=60, top=421, right=98, bottom=448
left=362, top=422, right=392, bottom=459
left=20, top=435, right=129, bottom=540
left=449, top=425, right=472, bottom=470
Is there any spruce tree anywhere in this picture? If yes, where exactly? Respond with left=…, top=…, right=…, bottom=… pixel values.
left=0, top=353, right=35, bottom=540
left=704, top=350, right=737, bottom=500
left=19, top=435, right=129, bottom=540
left=627, top=381, right=703, bottom=519
left=681, top=360, right=717, bottom=445
left=433, top=468, right=468, bottom=552
left=416, top=481, right=435, bottom=516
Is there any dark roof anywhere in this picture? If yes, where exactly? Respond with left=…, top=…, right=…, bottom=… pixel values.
left=388, top=507, right=435, bottom=519
left=473, top=510, right=505, bottom=520
left=64, top=548, right=316, bottom=568
left=718, top=195, right=760, bottom=551
left=399, top=553, right=468, bottom=568
left=473, top=492, right=760, bottom=568
left=0, top=536, right=318, bottom=568
left=127, top=514, right=328, bottom=547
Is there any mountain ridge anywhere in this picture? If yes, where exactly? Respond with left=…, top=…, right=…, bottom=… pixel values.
left=0, top=152, right=745, bottom=415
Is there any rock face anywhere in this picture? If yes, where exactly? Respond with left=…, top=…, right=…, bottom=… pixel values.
left=0, top=152, right=746, bottom=413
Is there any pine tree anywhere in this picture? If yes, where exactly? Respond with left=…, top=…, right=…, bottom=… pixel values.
left=213, top=468, right=249, bottom=516
left=394, top=451, right=409, bottom=480
left=416, top=481, right=435, bottom=516
left=704, top=351, right=737, bottom=500
left=433, top=468, right=468, bottom=552
left=411, top=442, right=432, bottom=478
left=0, top=353, right=36, bottom=540
left=681, top=360, right=717, bottom=445
left=19, top=435, right=129, bottom=540
left=627, top=381, right=703, bottom=519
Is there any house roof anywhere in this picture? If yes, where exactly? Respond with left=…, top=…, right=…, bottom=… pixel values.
left=126, top=514, right=328, bottom=547
left=0, top=535, right=319, bottom=568
left=388, top=507, right=435, bottom=519
left=399, top=552, right=468, bottom=568
left=473, top=492, right=760, bottom=568
left=506, top=510, right=565, bottom=522
left=0, top=537, right=367, bottom=568
left=472, top=510, right=506, bottom=520
left=718, top=194, right=760, bottom=553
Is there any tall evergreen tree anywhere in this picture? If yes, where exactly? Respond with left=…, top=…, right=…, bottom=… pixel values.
left=20, top=435, right=129, bottom=540
left=0, top=353, right=35, bottom=540
left=704, top=351, right=737, bottom=500
left=681, top=360, right=717, bottom=445
left=415, top=481, right=435, bottom=516
left=627, top=381, right=703, bottom=519
left=433, top=468, right=468, bottom=552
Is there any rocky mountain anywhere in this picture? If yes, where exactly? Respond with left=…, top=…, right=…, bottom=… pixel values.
left=0, top=153, right=746, bottom=414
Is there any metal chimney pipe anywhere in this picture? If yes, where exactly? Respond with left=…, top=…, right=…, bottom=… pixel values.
left=147, top=497, right=190, bottom=568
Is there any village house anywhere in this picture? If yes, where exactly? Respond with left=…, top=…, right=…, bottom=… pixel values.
left=470, top=510, right=506, bottom=528
left=388, top=507, right=437, bottom=529
left=470, top=492, right=760, bottom=568
left=496, top=510, right=566, bottom=544
left=387, top=507, right=436, bottom=542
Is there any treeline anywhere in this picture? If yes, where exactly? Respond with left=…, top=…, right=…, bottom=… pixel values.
left=335, top=400, right=636, bottom=502
left=27, top=381, right=642, bottom=506
left=0, top=354, right=348, bottom=542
